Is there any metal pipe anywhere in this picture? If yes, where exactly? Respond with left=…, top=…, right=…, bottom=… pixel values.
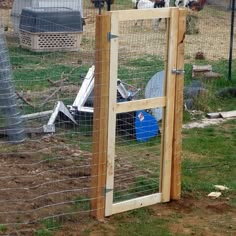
left=107, top=0, right=111, bottom=11
left=228, top=0, right=235, bottom=81
left=99, top=0, right=102, bottom=14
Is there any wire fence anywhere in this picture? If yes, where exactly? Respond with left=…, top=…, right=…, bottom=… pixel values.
left=112, top=16, right=166, bottom=203
left=0, top=0, right=235, bottom=234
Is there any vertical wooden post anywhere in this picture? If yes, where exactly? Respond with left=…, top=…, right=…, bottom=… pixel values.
left=105, top=11, right=119, bottom=217
left=91, top=14, right=111, bottom=220
left=171, top=9, right=186, bottom=200
left=161, top=8, right=179, bottom=203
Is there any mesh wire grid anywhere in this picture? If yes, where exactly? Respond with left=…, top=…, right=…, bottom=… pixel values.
left=0, top=0, right=235, bottom=234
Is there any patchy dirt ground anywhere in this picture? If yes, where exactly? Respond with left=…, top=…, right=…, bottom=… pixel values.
left=54, top=195, right=236, bottom=236
left=162, top=196, right=236, bottom=236
left=0, top=2, right=235, bottom=236
left=1, top=129, right=234, bottom=235
left=183, top=117, right=236, bottom=129
left=0, top=131, right=160, bottom=235
left=0, top=135, right=93, bottom=235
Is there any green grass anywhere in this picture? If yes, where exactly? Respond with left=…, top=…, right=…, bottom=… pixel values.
left=0, top=225, right=7, bottom=233
left=110, top=119, right=236, bottom=235
left=9, top=47, right=89, bottom=92
left=114, top=176, right=159, bottom=202
left=132, top=176, right=159, bottom=195
left=35, top=218, right=61, bottom=236
left=13, top=64, right=87, bottom=91
left=73, top=196, right=91, bottom=211
left=116, top=218, right=173, bottom=236
left=63, top=131, right=93, bottom=152
left=183, top=59, right=236, bottom=114
left=117, top=55, right=236, bottom=116
left=8, top=45, right=236, bottom=118
left=183, top=120, right=236, bottom=157
left=118, top=55, right=164, bottom=87
left=184, top=59, right=236, bottom=87
left=35, top=229, right=52, bottom=236
left=114, top=208, right=173, bottom=236
left=182, top=120, right=236, bottom=196
left=114, top=0, right=133, bottom=9
left=40, top=218, right=61, bottom=231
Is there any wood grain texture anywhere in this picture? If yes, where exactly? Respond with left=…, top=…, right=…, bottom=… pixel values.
left=161, top=8, right=179, bottom=203
left=171, top=8, right=186, bottom=201
left=116, top=97, right=167, bottom=113
left=105, top=11, right=119, bottom=217
left=91, top=14, right=111, bottom=220
left=112, top=193, right=162, bottom=215
left=110, top=8, right=171, bottom=22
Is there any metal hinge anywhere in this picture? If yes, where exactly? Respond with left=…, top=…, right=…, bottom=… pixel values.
left=172, top=69, right=185, bottom=75
left=107, top=32, right=118, bottom=41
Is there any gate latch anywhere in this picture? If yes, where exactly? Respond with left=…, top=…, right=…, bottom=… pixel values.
left=172, top=69, right=185, bottom=75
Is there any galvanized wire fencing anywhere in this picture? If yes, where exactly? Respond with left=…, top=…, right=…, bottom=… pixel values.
left=185, top=5, right=232, bottom=60
left=0, top=0, right=235, bottom=234
left=0, top=29, right=25, bottom=144
left=111, top=17, right=166, bottom=204
left=0, top=1, right=95, bottom=234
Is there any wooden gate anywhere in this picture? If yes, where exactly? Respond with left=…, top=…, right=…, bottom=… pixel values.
left=91, top=7, right=186, bottom=219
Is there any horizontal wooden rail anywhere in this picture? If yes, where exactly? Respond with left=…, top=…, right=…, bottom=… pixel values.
left=116, top=97, right=166, bottom=113
left=110, top=8, right=171, bottom=22
left=112, top=193, right=162, bottom=215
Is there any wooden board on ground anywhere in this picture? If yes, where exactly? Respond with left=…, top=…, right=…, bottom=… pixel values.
left=207, top=111, right=236, bottom=119
left=220, top=111, right=236, bottom=118
left=192, top=64, right=212, bottom=78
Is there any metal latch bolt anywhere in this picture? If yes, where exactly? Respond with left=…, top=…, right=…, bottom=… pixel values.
left=172, top=69, right=185, bottom=75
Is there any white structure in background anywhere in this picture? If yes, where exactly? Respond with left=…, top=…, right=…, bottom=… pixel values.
left=11, top=0, right=83, bottom=33
left=22, top=65, right=139, bottom=133
left=144, top=70, right=164, bottom=121
left=70, top=65, right=140, bottom=114
left=43, top=101, right=78, bottom=133
left=71, top=65, right=95, bottom=114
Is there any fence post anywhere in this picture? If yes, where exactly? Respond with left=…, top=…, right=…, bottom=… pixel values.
left=171, top=8, right=186, bottom=200
left=161, top=8, right=179, bottom=203
left=91, top=13, right=111, bottom=220
left=228, top=0, right=235, bottom=81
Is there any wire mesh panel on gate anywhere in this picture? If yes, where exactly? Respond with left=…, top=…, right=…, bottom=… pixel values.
left=111, top=17, right=167, bottom=203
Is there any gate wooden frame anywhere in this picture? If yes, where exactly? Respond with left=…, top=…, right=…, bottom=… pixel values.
left=91, top=7, right=186, bottom=220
